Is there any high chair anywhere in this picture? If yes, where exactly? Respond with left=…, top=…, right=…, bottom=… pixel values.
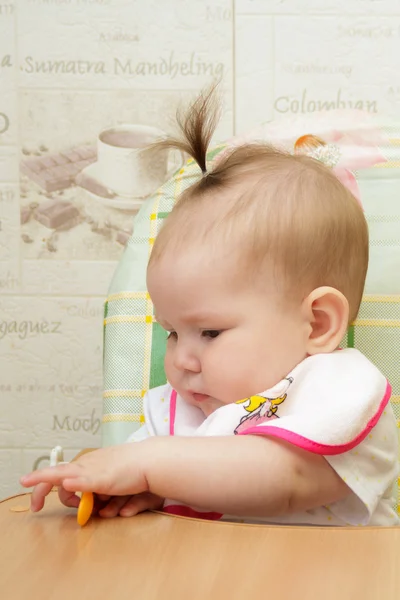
left=101, top=114, right=400, bottom=516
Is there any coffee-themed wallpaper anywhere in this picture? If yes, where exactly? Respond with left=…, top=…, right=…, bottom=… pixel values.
left=1, top=0, right=400, bottom=498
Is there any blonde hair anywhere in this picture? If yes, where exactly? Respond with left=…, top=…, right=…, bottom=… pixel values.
left=149, top=87, right=369, bottom=324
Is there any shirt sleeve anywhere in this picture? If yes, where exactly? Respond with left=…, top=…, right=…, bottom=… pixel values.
left=324, top=405, right=399, bottom=525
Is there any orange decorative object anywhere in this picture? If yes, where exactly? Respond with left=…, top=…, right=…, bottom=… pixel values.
left=294, top=134, right=326, bottom=153
left=77, top=491, right=94, bottom=527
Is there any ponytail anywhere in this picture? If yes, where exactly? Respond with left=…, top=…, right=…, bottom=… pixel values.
left=154, top=84, right=221, bottom=178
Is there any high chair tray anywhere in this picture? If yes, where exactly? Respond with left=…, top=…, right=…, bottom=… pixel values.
left=0, top=491, right=399, bottom=600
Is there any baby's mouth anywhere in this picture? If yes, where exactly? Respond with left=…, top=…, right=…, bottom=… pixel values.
left=191, top=393, right=210, bottom=403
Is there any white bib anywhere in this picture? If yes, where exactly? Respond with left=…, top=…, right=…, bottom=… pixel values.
left=145, top=349, right=390, bottom=455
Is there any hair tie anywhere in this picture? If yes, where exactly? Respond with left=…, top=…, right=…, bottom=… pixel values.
left=294, top=134, right=340, bottom=168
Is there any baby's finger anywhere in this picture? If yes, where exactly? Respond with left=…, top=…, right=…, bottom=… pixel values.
left=30, top=482, right=53, bottom=512
left=97, top=494, right=111, bottom=502
left=20, top=464, right=80, bottom=488
left=119, top=493, right=163, bottom=517
left=62, top=476, right=100, bottom=494
left=58, top=486, right=80, bottom=509
left=98, top=496, right=130, bottom=518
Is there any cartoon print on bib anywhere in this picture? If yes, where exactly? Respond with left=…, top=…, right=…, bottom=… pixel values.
left=234, top=377, right=293, bottom=434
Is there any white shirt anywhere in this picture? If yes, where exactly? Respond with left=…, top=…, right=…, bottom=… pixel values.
left=128, top=349, right=399, bottom=526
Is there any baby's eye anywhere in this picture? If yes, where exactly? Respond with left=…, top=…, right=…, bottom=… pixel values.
left=167, top=331, right=177, bottom=340
left=201, top=330, right=221, bottom=339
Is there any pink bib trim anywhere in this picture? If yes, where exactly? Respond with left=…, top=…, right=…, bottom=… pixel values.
left=238, top=381, right=392, bottom=456
left=169, top=389, right=177, bottom=436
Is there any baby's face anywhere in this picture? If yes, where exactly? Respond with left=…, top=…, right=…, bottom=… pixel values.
left=147, top=249, right=310, bottom=417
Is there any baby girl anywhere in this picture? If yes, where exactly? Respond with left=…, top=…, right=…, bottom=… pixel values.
left=21, top=89, right=399, bottom=526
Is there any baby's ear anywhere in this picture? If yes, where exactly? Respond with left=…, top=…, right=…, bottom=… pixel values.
left=303, top=287, right=349, bottom=355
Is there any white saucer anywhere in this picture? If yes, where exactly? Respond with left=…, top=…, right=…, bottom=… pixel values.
left=76, top=162, right=148, bottom=211
left=76, top=154, right=184, bottom=212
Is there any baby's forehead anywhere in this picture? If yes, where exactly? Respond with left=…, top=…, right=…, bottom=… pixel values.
left=147, top=238, right=285, bottom=311
left=149, top=252, right=286, bottom=326
left=148, top=241, right=238, bottom=280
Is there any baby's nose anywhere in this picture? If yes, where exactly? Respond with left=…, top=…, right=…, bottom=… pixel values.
left=173, top=344, right=201, bottom=373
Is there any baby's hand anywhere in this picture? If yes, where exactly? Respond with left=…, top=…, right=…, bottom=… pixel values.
left=29, top=482, right=162, bottom=517
left=21, top=443, right=150, bottom=503
left=93, top=493, right=164, bottom=518
left=30, top=482, right=81, bottom=513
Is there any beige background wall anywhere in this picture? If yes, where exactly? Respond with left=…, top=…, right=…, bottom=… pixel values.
left=1, top=0, right=400, bottom=498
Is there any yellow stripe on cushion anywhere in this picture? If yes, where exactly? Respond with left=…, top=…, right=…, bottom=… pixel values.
left=353, top=319, right=400, bottom=327
left=374, top=161, right=400, bottom=168
left=104, top=315, right=155, bottom=325
left=103, top=389, right=144, bottom=398
left=363, top=295, right=400, bottom=303
left=143, top=297, right=154, bottom=391
left=106, top=292, right=150, bottom=301
left=102, top=414, right=145, bottom=423
left=174, top=163, right=184, bottom=202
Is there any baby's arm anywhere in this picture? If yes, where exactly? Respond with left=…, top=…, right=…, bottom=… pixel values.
left=142, top=435, right=350, bottom=516
left=22, top=434, right=349, bottom=518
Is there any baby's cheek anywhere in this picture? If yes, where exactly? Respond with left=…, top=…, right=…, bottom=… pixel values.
left=203, top=348, right=227, bottom=382
left=164, top=352, right=176, bottom=383
left=207, top=348, right=248, bottom=399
